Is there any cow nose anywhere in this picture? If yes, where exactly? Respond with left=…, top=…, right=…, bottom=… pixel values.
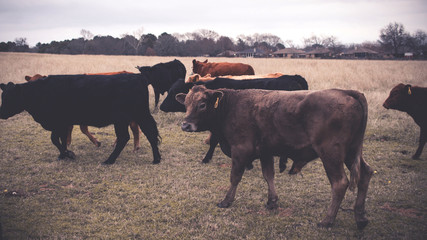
left=181, top=122, right=194, bottom=132
left=382, top=102, right=389, bottom=109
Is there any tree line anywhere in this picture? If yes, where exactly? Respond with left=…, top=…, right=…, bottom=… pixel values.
left=1, top=22, right=426, bottom=59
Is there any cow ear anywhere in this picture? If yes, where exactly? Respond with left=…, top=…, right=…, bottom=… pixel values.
left=192, top=59, right=196, bottom=64
left=203, top=59, right=208, bottom=63
left=405, top=84, right=412, bottom=95
left=175, top=93, right=187, bottom=105
left=25, top=76, right=31, bottom=81
left=0, top=83, right=5, bottom=91
left=211, top=90, right=224, bottom=109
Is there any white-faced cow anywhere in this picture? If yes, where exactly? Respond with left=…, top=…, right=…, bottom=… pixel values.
left=0, top=74, right=161, bottom=165
left=137, top=59, right=186, bottom=110
left=176, top=85, right=373, bottom=229
left=383, top=83, right=427, bottom=159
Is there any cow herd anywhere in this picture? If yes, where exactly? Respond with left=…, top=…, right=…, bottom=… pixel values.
left=0, top=59, right=425, bottom=230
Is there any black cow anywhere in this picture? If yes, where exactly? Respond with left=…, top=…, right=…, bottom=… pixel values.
left=137, top=59, right=186, bottom=110
left=0, top=74, right=161, bottom=165
left=160, top=75, right=308, bottom=168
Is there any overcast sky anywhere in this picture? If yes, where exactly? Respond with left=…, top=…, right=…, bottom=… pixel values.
left=0, top=0, right=426, bottom=47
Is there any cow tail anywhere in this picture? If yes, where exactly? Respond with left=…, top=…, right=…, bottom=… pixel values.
left=348, top=91, right=368, bottom=192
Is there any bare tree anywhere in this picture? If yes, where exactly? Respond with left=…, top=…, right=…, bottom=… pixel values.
left=80, top=29, right=94, bottom=41
left=378, top=22, right=409, bottom=55
left=122, top=26, right=144, bottom=55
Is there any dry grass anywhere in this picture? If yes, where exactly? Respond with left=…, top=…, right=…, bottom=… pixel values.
left=0, top=52, right=426, bottom=239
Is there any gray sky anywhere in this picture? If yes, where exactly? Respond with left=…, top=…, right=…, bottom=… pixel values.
left=1, top=0, right=426, bottom=47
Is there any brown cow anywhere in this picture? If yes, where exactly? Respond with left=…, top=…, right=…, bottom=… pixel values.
left=177, top=85, right=373, bottom=229
left=192, top=59, right=255, bottom=77
left=25, top=73, right=141, bottom=151
left=186, top=73, right=284, bottom=83
left=383, top=83, right=427, bottom=159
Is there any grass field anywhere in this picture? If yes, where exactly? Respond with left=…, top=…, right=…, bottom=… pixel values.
left=0, top=52, right=426, bottom=239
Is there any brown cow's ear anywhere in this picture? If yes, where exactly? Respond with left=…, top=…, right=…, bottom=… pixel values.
left=211, top=91, right=224, bottom=109
left=405, top=84, right=412, bottom=95
left=192, top=59, right=196, bottom=64
left=204, top=59, right=208, bottom=63
left=25, top=76, right=31, bottom=81
left=175, top=93, right=187, bottom=105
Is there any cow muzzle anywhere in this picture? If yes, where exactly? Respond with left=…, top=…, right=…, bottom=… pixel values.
left=181, top=122, right=197, bottom=132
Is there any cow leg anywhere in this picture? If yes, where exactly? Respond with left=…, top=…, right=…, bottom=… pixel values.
left=67, top=125, right=73, bottom=146
left=129, top=121, right=141, bottom=152
left=52, top=128, right=75, bottom=160
left=260, top=154, right=278, bottom=209
left=412, top=127, right=426, bottom=159
left=218, top=148, right=248, bottom=208
left=202, top=132, right=218, bottom=163
left=102, top=122, right=130, bottom=165
left=80, top=125, right=101, bottom=147
left=137, top=115, right=161, bottom=164
left=318, top=151, right=349, bottom=228
left=279, top=155, right=288, bottom=173
left=153, top=91, right=160, bottom=111
left=354, top=156, right=373, bottom=230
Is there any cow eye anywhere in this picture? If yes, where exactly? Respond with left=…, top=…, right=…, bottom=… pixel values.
left=199, top=102, right=206, bottom=110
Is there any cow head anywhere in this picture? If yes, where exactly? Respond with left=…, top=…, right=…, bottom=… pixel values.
left=176, top=85, right=223, bottom=132
left=136, top=66, right=153, bottom=84
left=0, top=82, right=25, bottom=119
left=383, top=83, right=412, bottom=111
left=159, top=79, right=192, bottom=113
left=192, top=59, right=208, bottom=75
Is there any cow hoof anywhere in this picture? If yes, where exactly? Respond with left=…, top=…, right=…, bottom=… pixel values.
left=356, top=219, right=369, bottom=230
left=202, top=158, right=211, bottom=164
left=152, top=159, right=161, bottom=164
left=65, top=150, right=76, bottom=159
left=217, top=201, right=232, bottom=208
left=96, top=142, right=101, bottom=148
left=317, top=221, right=333, bottom=228
left=412, top=155, right=420, bottom=160
left=266, top=201, right=278, bottom=210
left=102, top=160, right=115, bottom=165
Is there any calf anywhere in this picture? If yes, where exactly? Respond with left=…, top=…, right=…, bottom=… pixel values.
left=0, top=74, right=161, bottom=165
left=25, top=73, right=141, bottom=151
left=137, top=59, right=186, bottom=110
left=177, top=85, right=373, bottom=229
left=383, top=83, right=427, bottom=159
left=192, top=59, right=255, bottom=77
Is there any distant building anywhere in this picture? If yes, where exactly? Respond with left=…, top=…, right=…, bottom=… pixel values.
left=306, top=48, right=332, bottom=59
left=340, top=47, right=379, bottom=59
left=235, top=48, right=268, bottom=58
left=216, top=50, right=236, bottom=57
left=272, top=48, right=306, bottom=58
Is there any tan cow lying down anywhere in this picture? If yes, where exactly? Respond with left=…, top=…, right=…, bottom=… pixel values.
left=186, top=73, right=285, bottom=83
left=25, top=72, right=141, bottom=151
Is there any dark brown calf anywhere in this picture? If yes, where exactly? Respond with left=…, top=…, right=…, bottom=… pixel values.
left=383, top=83, right=427, bottom=159
left=192, top=59, right=255, bottom=77
left=25, top=73, right=141, bottom=151
left=177, top=86, right=373, bottom=229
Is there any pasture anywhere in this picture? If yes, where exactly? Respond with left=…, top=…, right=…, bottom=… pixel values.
left=0, top=52, right=426, bottom=239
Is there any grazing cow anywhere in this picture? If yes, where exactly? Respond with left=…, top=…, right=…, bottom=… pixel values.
left=192, top=59, right=255, bottom=77
left=383, top=83, right=427, bottom=159
left=24, top=72, right=142, bottom=152
left=176, top=85, right=373, bottom=229
left=137, top=59, right=186, bottom=110
left=186, top=73, right=284, bottom=83
left=0, top=74, right=161, bottom=165
left=160, top=75, right=308, bottom=169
